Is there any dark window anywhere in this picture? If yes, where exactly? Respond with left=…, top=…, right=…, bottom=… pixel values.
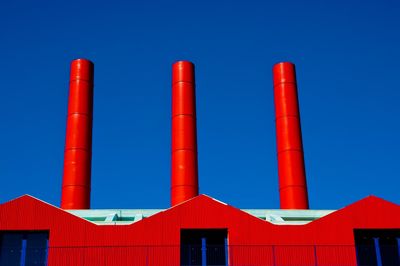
left=181, top=229, right=228, bottom=266
left=354, top=229, right=400, bottom=266
left=0, top=231, right=48, bottom=266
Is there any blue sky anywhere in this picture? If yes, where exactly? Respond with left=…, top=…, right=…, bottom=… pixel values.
left=0, top=1, right=399, bottom=209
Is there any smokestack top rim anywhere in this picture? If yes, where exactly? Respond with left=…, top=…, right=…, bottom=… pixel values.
left=273, top=61, right=295, bottom=66
left=172, top=60, right=195, bottom=84
left=72, top=58, right=94, bottom=65
left=70, top=58, right=94, bottom=81
left=172, top=60, right=194, bottom=66
left=273, top=62, right=296, bottom=86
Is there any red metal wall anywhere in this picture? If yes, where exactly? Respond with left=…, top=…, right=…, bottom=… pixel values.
left=0, top=195, right=399, bottom=265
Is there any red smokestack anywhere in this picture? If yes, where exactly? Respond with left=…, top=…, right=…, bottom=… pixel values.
left=273, top=62, right=309, bottom=209
left=61, top=59, right=94, bottom=209
left=171, top=61, right=199, bottom=206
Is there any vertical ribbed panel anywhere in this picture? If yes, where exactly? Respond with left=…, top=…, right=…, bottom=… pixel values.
left=0, top=195, right=398, bottom=265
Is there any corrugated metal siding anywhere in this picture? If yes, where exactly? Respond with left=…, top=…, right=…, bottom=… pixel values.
left=0, top=195, right=399, bottom=265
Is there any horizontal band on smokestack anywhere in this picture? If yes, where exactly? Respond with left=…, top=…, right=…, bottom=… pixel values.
left=273, top=62, right=309, bottom=210
left=61, top=59, right=94, bottom=210
left=171, top=61, right=199, bottom=206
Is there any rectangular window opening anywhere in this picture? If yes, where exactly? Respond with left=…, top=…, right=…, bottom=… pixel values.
left=354, top=229, right=400, bottom=266
left=0, top=231, right=49, bottom=266
left=181, top=229, right=228, bottom=266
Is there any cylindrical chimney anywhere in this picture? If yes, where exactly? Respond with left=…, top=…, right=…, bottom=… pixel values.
left=273, top=62, right=309, bottom=209
left=171, top=61, right=199, bottom=206
left=61, top=59, right=94, bottom=209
